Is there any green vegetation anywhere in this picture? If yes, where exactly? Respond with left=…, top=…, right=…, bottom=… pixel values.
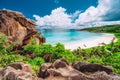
left=80, top=24, right=120, bottom=33
left=0, top=25, right=120, bottom=74
left=0, top=33, right=14, bottom=54
left=79, top=24, right=120, bottom=74
left=0, top=34, right=44, bottom=73
left=24, top=39, right=75, bottom=62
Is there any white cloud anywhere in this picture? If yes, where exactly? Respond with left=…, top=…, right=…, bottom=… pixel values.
left=71, top=11, right=81, bottom=19
left=33, top=7, right=73, bottom=28
left=75, top=0, right=120, bottom=26
left=78, top=21, right=120, bottom=28
left=33, top=0, right=120, bottom=29
left=75, top=6, right=102, bottom=25
left=94, top=21, right=120, bottom=26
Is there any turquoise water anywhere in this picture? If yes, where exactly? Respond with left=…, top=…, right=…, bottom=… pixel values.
left=39, top=29, right=103, bottom=45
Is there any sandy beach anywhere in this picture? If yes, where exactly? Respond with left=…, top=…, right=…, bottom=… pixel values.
left=65, top=33, right=117, bottom=50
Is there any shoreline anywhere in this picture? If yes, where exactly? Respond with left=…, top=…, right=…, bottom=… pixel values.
left=64, top=33, right=117, bottom=50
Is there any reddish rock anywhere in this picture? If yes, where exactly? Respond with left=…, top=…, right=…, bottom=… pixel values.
left=0, top=10, right=45, bottom=48
left=8, top=62, right=34, bottom=74
left=0, top=62, right=41, bottom=80
left=43, top=54, right=54, bottom=62
left=26, top=51, right=36, bottom=59
left=72, top=61, right=113, bottom=74
left=53, top=59, right=69, bottom=69
left=37, top=63, right=53, bottom=78
left=0, top=60, right=120, bottom=80
left=37, top=59, right=120, bottom=80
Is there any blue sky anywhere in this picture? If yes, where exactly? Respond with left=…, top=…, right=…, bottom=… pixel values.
left=0, top=0, right=97, bottom=18
left=0, top=0, right=120, bottom=28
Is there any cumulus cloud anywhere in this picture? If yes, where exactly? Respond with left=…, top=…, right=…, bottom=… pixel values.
left=71, top=10, right=81, bottom=22
left=75, top=0, right=120, bottom=26
left=33, top=0, right=120, bottom=28
left=33, top=7, right=73, bottom=28
left=100, top=0, right=120, bottom=21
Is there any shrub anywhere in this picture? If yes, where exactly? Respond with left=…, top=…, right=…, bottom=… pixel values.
left=24, top=41, right=76, bottom=62
left=28, top=57, right=45, bottom=66
left=24, top=38, right=40, bottom=53
left=0, top=54, right=27, bottom=67
left=0, top=33, right=7, bottom=54
left=87, top=56, right=103, bottom=64
left=0, top=33, right=15, bottom=54
left=28, top=57, right=45, bottom=72
left=38, top=44, right=54, bottom=56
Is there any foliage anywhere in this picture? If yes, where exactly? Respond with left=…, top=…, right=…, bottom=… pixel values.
left=0, top=33, right=15, bottom=54
left=24, top=41, right=75, bottom=62
left=102, top=52, right=120, bottom=74
left=0, top=35, right=44, bottom=72
left=23, top=25, right=120, bottom=74
left=0, top=33, right=7, bottom=49
left=28, top=57, right=45, bottom=66
left=78, top=24, right=120, bottom=74
left=28, top=57, right=45, bottom=72
left=80, top=24, right=120, bottom=33
left=0, top=54, right=27, bottom=67
left=0, top=24, right=120, bottom=74
left=0, top=33, right=8, bottom=54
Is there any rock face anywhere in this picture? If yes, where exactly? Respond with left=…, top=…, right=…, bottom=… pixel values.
left=0, top=59, right=120, bottom=80
left=38, top=59, right=120, bottom=80
left=72, top=61, right=113, bottom=74
left=0, top=63, right=41, bottom=80
left=0, top=10, right=45, bottom=47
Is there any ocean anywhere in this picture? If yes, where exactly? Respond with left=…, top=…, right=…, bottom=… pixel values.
left=38, top=29, right=103, bottom=45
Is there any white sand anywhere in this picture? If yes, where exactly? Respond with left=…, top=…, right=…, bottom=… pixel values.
left=64, top=33, right=117, bottom=50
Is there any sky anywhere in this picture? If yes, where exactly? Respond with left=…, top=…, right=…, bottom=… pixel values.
left=0, top=0, right=120, bottom=29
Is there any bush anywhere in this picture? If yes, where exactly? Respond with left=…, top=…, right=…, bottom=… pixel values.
left=0, top=33, right=15, bottom=54
left=28, top=57, right=45, bottom=66
left=0, top=54, right=28, bottom=67
left=87, top=56, right=103, bottom=64
left=24, top=38, right=40, bottom=54
left=24, top=38, right=54, bottom=56
left=0, top=33, right=7, bottom=54
left=28, top=57, right=45, bottom=72
left=0, top=33, right=7, bottom=48
left=39, top=44, right=54, bottom=56
left=24, top=41, right=76, bottom=62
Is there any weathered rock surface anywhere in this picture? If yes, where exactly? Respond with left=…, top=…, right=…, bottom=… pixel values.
left=0, top=10, right=45, bottom=48
left=0, top=62, right=42, bottom=80
left=72, top=61, right=113, bottom=74
left=38, top=59, right=120, bottom=80
left=0, top=59, right=120, bottom=80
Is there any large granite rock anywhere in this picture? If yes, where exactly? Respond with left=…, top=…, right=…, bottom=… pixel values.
left=0, top=10, right=45, bottom=47
left=72, top=61, right=113, bottom=74
left=38, top=59, right=120, bottom=80
left=0, top=62, right=42, bottom=80
left=0, top=59, right=120, bottom=80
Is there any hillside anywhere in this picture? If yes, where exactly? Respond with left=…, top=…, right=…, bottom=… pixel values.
left=80, top=25, right=120, bottom=33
